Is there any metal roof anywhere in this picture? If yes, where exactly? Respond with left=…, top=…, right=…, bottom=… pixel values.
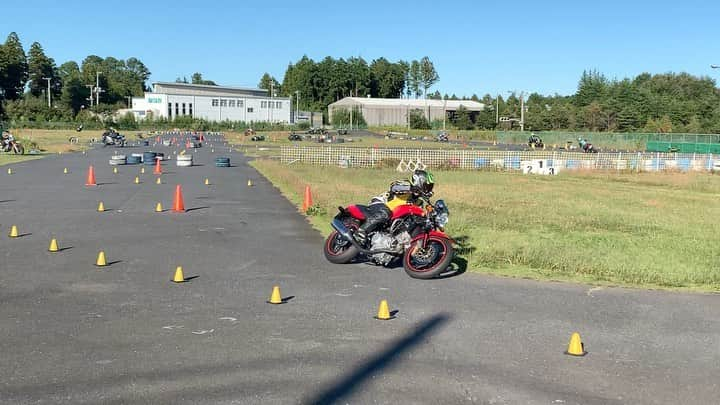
left=329, top=97, right=484, bottom=110
left=153, top=82, right=266, bottom=93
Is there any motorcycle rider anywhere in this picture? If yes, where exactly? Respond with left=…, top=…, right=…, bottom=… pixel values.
left=578, top=137, right=588, bottom=151
left=355, top=169, right=435, bottom=243
left=1, top=130, right=15, bottom=151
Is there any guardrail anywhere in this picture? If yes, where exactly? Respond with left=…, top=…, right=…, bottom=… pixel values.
left=280, top=146, right=719, bottom=172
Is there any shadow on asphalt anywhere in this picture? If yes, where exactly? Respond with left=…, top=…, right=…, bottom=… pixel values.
left=185, top=206, right=209, bottom=212
left=306, top=313, right=451, bottom=405
left=436, top=256, right=467, bottom=279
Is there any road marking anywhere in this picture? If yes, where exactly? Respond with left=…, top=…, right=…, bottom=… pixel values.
left=162, top=325, right=184, bottom=330
left=218, top=317, right=237, bottom=322
left=191, top=329, right=214, bottom=335
left=587, top=286, right=604, bottom=297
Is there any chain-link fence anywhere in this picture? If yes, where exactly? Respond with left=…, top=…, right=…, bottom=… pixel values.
left=280, top=146, right=719, bottom=173
left=496, top=131, right=720, bottom=150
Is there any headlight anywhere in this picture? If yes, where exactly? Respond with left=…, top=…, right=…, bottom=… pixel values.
left=436, top=212, right=449, bottom=227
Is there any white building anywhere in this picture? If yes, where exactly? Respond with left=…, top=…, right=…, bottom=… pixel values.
left=328, top=97, right=485, bottom=127
left=130, top=82, right=292, bottom=123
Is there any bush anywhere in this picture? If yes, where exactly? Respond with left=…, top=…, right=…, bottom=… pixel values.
left=409, top=109, right=430, bottom=129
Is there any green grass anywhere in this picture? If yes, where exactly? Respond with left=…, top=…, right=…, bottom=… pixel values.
left=0, top=154, right=44, bottom=166
left=252, top=159, right=720, bottom=291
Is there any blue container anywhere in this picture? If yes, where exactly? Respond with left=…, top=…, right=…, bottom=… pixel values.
left=503, top=156, right=521, bottom=169
left=566, top=160, right=578, bottom=169
left=474, top=158, right=489, bottom=168
left=126, top=156, right=141, bottom=165
left=678, top=158, right=691, bottom=172
left=650, top=159, right=665, bottom=170
left=215, top=156, right=231, bottom=167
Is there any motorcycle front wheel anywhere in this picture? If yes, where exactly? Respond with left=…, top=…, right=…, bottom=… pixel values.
left=323, top=230, right=360, bottom=264
left=403, top=236, right=454, bottom=279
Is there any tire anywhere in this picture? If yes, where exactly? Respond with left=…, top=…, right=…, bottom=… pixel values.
left=323, top=230, right=360, bottom=264
left=14, top=144, right=24, bottom=155
left=403, top=236, right=454, bottom=279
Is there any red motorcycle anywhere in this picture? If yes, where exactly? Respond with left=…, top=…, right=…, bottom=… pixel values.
left=323, top=198, right=454, bottom=279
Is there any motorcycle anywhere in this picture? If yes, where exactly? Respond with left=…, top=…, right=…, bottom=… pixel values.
left=323, top=197, right=454, bottom=279
left=1, top=137, right=24, bottom=155
left=437, top=131, right=449, bottom=142
left=581, top=143, right=598, bottom=153
left=101, top=131, right=127, bottom=147
left=528, top=135, right=544, bottom=148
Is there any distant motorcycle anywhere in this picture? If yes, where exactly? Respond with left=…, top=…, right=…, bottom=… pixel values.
left=582, top=143, right=598, bottom=153
left=437, top=131, right=449, bottom=142
left=101, top=131, right=127, bottom=147
left=528, top=134, right=544, bottom=148
left=1, top=136, right=24, bottom=155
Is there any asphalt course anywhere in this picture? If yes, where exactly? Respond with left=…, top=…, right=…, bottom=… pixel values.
left=1, top=134, right=718, bottom=404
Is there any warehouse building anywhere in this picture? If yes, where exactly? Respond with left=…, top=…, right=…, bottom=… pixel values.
left=130, top=82, right=292, bottom=123
left=328, top=97, right=485, bottom=127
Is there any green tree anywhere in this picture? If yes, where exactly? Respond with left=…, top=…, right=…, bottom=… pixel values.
left=419, top=56, right=439, bottom=99
left=191, top=72, right=216, bottom=85
left=409, top=109, right=430, bottom=129
left=408, top=60, right=422, bottom=98
left=452, top=105, right=474, bottom=130
left=58, top=61, right=88, bottom=113
left=27, top=42, right=58, bottom=97
left=258, top=72, right=280, bottom=95
left=369, top=57, right=405, bottom=98
left=0, top=32, right=29, bottom=101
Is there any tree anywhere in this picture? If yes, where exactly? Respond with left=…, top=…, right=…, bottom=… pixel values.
left=58, top=61, right=88, bottom=113
left=409, top=109, right=430, bottom=129
left=419, top=56, right=439, bottom=99
left=452, top=105, right=474, bottom=130
left=370, top=57, right=405, bottom=98
left=175, top=76, right=189, bottom=83
left=191, top=72, right=216, bottom=85
left=408, top=60, right=422, bottom=98
left=258, top=72, right=280, bottom=95
left=0, top=32, right=29, bottom=101
left=27, top=42, right=58, bottom=97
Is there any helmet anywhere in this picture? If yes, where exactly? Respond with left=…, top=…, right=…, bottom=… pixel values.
left=410, top=169, right=434, bottom=196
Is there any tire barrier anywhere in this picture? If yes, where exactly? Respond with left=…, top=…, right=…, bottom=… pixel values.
left=155, top=152, right=165, bottom=161
left=126, top=155, right=142, bottom=165
left=215, top=157, right=230, bottom=167
left=109, top=155, right=127, bottom=165
left=176, top=154, right=193, bottom=167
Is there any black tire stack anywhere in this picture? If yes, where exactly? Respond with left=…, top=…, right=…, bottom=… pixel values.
left=215, top=157, right=230, bottom=167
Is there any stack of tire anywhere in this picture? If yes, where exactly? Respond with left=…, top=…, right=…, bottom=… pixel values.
left=176, top=154, right=193, bottom=167
left=143, top=152, right=158, bottom=165
left=109, top=155, right=126, bottom=165
left=127, top=153, right=142, bottom=165
left=215, top=157, right=230, bottom=167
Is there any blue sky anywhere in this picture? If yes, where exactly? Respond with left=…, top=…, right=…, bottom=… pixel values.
left=4, top=0, right=719, bottom=97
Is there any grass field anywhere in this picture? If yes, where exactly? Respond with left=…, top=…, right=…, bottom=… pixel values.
left=5, top=128, right=105, bottom=153
left=252, top=159, right=720, bottom=291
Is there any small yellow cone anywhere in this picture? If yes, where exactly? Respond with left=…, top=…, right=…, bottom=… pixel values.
left=156, top=177, right=162, bottom=185
left=49, top=238, right=59, bottom=252
left=247, top=179, right=253, bottom=187
left=172, top=266, right=185, bottom=283
left=211, top=148, right=214, bottom=153
left=7, top=168, right=12, bottom=175
left=267, top=286, right=283, bottom=304
left=95, top=251, right=107, bottom=267
left=140, top=167, right=145, bottom=174
left=97, top=202, right=105, bottom=212
left=375, top=299, right=393, bottom=320
left=9, top=225, right=19, bottom=238
left=565, top=332, right=587, bottom=356
left=204, top=178, right=210, bottom=186
left=113, top=167, right=118, bottom=174
left=63, top=168, right=68, bottom=174
left=134, top=176, right=140, bottom=184
left=155, top=202, right=163, bottom=212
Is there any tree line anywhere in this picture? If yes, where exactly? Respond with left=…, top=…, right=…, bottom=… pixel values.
left=0, top=32, right=150, bottom=123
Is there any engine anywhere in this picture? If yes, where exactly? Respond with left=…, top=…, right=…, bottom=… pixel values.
left=369, top=230, right=412, bottom=266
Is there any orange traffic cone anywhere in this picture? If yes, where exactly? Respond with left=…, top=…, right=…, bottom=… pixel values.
left=302, top=185, right=313, bottom=212
left=153, top=157, right=162, bottom=174
left=172, top=184, right=185, bottom=212
left=85, top=165, right=97, bottom=186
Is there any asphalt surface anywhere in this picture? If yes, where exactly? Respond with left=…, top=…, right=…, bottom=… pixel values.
left=1, top=135, right=718, bottom=405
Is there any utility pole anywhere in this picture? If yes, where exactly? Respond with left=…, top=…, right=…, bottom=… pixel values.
left=86, top=85, right=95, bottom=107
left=520, top=92, right=525, bottom=132
left=95, top=72, right=102, bottom=106
left=443, top=98, right=447, bottom=130
left=496, top=94, right=499, bottom=124
left=295, top=90, right=300, bottom=123
left=42, top=77, right=51, bottom=107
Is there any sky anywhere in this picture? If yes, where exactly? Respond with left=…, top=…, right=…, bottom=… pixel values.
left=3, top=0, right=719, bottom=97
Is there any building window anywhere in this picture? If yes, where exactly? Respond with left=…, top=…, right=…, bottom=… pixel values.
left=229, top=100, right=235, bottom=107
left=212, top=99, right=219, bottom=107
left=189, top=103, right=193, bottom=116
left=247, top=107, right=254, bottom=113
left=168, top=103, right=172, bottom=117
left=261, top=101, right=267, bottom=109
left=276, top=101, right=282, bottom=109
left=182, top=103, right=186, bottom=115
left=175, top=103, right=179, bottom=116
left=238, top=100, right=243, bottom=108
left=220, top=99, right=227, bottom=107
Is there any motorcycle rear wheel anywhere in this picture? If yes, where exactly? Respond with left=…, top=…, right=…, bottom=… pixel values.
left=403, top=236, right=454, bottom=279
left=13, top=144, right=24, bottom=155
left=323, top=230, right=360, bottom=264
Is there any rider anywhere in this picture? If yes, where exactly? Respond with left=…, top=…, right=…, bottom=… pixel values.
left=1, top=131, right=15, bottom=150
left=355, top=169, right=435, bottom=243
left=578, top=137, right=588, bottom=150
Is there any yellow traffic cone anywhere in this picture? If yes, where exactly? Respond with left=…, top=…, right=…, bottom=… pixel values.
left=48, top=238, right=59, bottom=252
left=155, top=202, right=163, bottom=212
left=95, top=251, right=107, bottom=267
left=156, top=177, right=162, bottom=185
left=7, top=168, right=12, bottom=175
left=565, top=332, right=587, bottom=356
left=140, top=167, right=145, bottom=174
left=375, top=299, right=393, bottom=320
left=267, top=286, right=283, bottom=304
left=134, top=176, right=140, bottom=184
left=113, top=167, right=118, bottom=174
left=172, top=266, right=185, bottom=283
left=97, top=202, right=105, bottom=212
left=204, top=178, right=210, bottom=186
left=247, top=179, right=253, bottom=187
left=9, top=225, right=19, bottom=238
left=63, top=168, right=68, bottom=174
